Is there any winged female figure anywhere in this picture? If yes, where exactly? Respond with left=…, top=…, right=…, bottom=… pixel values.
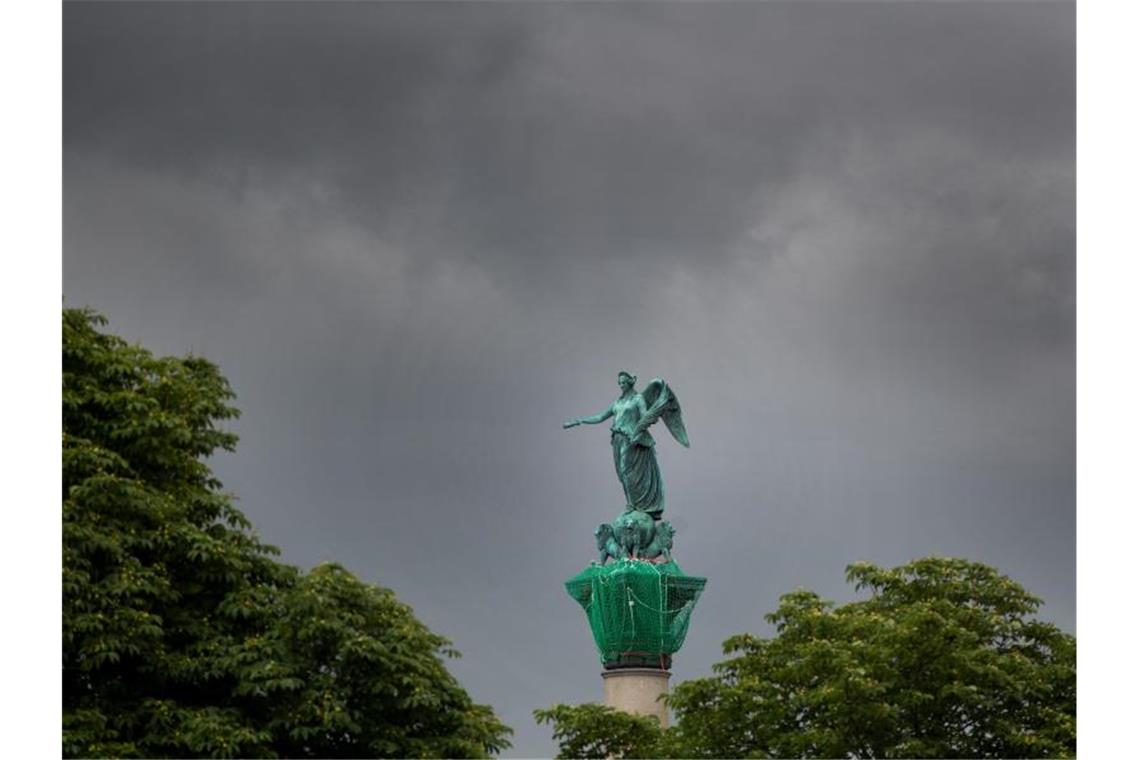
left=563, top=371, right=689, bottom=520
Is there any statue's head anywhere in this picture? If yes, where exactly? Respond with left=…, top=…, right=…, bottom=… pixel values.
left=617, top=371, right=636, bottom=392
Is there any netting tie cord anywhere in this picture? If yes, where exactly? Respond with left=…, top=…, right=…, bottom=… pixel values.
left=627, top=586, right=636, bottom=637
left=590, top=578, right=608, bottom=659
left=626, top=585, right=669, bottom=615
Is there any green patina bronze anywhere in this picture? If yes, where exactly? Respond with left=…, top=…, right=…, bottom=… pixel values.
left=563, top=371, right=689, bottom=519
left=563, top=372, right=705, bottom=670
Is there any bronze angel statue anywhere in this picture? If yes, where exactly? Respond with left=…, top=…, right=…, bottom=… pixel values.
left=563, top=371, right=689, bottom=520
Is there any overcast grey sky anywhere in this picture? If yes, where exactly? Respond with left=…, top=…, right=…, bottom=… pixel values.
left=64, top=2, right=1074, bottom=755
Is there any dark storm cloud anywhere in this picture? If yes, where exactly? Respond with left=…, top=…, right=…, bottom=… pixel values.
left=64, top=3, right=1074, bottom=755
left=65, top=2, right=1072, bottom=272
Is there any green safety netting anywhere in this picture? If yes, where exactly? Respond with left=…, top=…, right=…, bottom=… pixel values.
left=565, top=559, right=706, bottom=668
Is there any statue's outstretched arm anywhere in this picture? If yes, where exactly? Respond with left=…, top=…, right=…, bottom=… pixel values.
left=563, top=405, right=613, bottom=429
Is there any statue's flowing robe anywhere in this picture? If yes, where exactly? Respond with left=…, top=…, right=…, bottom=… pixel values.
left=611, top=429, right=664, bottom=518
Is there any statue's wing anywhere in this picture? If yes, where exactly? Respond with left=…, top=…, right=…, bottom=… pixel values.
left=640, top=378, right=690, bottom=448
left=663, top=394, right=690, bottom=448
left=641, top=378, right=665, bottom=412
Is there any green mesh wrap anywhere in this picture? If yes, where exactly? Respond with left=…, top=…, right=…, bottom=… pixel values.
left=565, top=560, right=706, bottom=668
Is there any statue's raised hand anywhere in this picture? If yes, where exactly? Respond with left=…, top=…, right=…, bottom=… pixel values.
left=562, top=418, right=580, bottom=429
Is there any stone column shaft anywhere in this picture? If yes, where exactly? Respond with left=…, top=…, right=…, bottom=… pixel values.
left=601, top=668, right=670, bottom=728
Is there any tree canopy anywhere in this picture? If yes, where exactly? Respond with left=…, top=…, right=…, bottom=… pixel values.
left=534, top=704, right=663, bottom=760
left=63, top=308, right=512, bottom=758
left=537, top=557, right=1075, bottom=759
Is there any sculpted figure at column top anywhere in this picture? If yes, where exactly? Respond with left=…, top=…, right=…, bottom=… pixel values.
left=563, top=372, right=689, bottom=520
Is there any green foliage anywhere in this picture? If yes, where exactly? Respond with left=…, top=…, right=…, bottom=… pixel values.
left=260, top=563, right=512, bottom=758
left=63, top=308, right=511, bottom=758
left=534, top=704, right=663, bottom=760
left=539, top=557, right=1075, bottom=759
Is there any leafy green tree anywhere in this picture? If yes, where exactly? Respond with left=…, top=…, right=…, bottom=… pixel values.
left=534, top=704, right=663, bottom=760
left=63, top=308, right=511, bottom=758
left=538, top=558, right=1075, bottom=759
